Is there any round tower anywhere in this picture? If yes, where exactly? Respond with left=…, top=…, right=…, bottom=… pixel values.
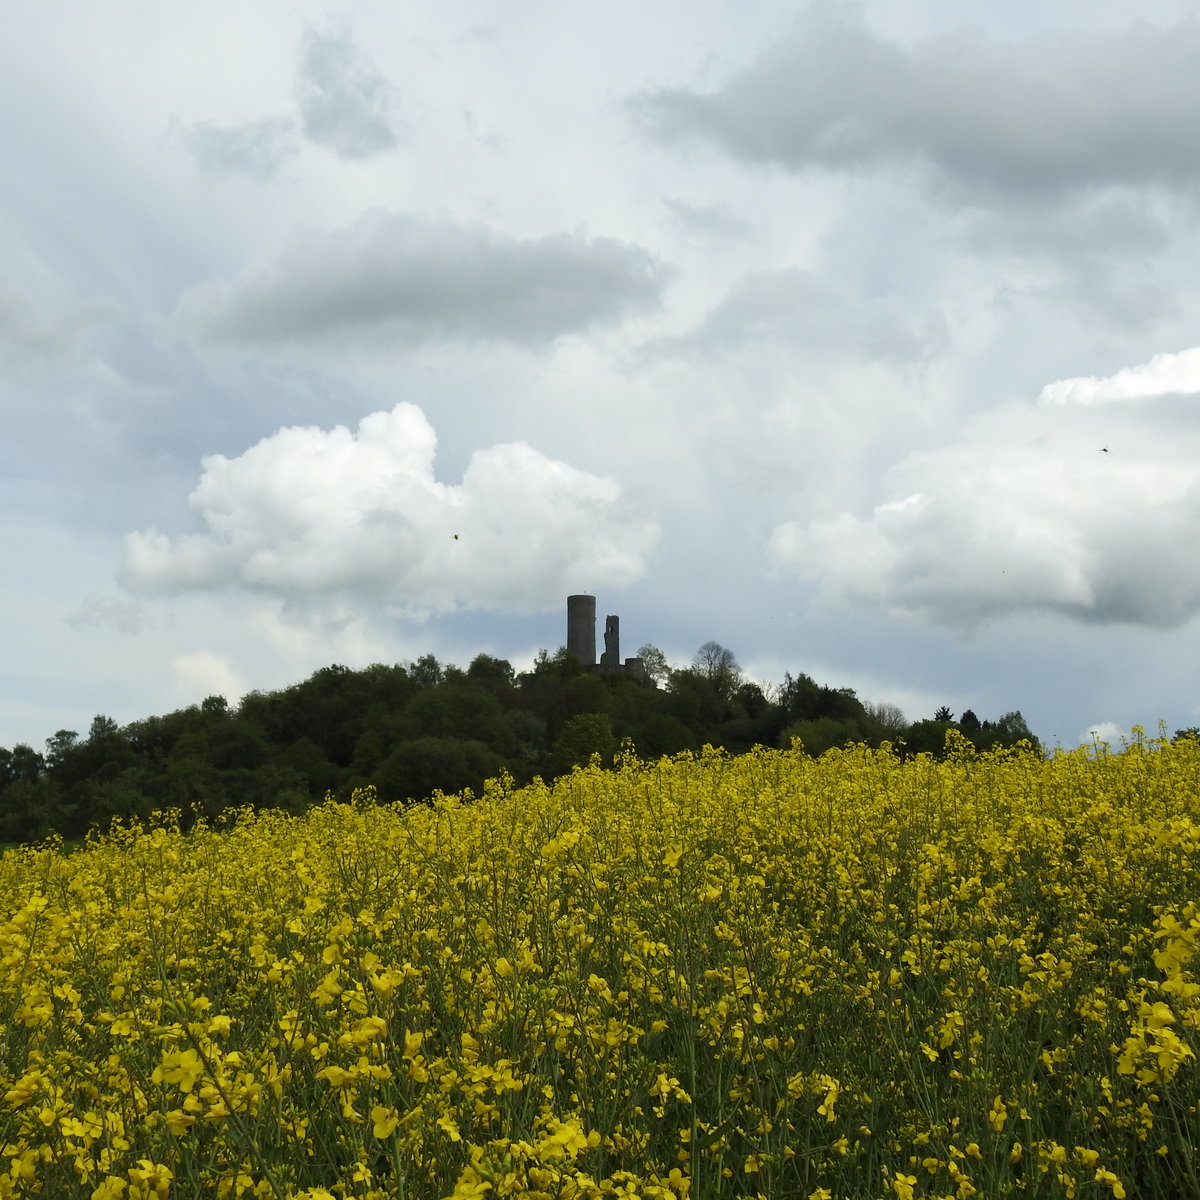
left=566, top=594, right=596, bottom=666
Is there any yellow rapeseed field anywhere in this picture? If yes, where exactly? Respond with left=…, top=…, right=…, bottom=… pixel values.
left=1, top=734, right=1198, bottom=1199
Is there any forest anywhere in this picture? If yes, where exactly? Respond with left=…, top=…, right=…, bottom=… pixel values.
left=0, top=641, right=1037, bottom=843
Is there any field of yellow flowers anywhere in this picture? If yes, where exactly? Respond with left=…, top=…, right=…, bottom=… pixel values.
left=1, top=734, right=1198, bottom=1200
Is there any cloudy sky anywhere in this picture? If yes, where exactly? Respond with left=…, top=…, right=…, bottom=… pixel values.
left=5, top=0, right=1200, bottom=753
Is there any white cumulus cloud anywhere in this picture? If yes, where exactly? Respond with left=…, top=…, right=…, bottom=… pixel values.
left=1082, top=721, right=1126, bottom=747
left=171, top=652, right=246, bottom=707
left=1039, top=346, right=1200, bottom=406
left=769, top=388, right=1200, bottom=630
left=121, top=402, right=658, bottom=617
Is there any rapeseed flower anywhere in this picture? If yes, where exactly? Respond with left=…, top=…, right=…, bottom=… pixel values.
left=0, top=739, right=1197, bottom=1196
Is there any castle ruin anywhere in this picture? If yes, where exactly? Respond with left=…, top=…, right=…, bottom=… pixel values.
left=566, top=595, right=646, bottom=676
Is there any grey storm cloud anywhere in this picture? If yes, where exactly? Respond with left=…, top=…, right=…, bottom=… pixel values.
left=634, top=6, right=1200, bottom=199
left=180, top=118, right=299, bottom=180
left=769, top=369, right=1200, bottom=630
left=296, top=26, right=401, bottom=159
left=177, top=212, right=669, bottom=347
left=120, top=403, right=659, bottom=617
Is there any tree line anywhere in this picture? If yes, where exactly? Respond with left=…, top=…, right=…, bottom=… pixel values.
left=0, top=641, right=1038, bottom=844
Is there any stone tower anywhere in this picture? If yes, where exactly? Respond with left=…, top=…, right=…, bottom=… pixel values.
left=600, top=614, right=620, bottom=669
left=566, top=594, right=596, bottom=665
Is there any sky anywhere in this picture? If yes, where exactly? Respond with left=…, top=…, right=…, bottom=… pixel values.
left=4, top=0, right=1200, bottom=754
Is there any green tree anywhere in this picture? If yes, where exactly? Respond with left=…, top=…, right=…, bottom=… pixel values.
left=7, top=743, right=45, bottom=782
left=976, top=711, right=1039, bottom=753
left=900, top=718, right=962, bottom=758
left=410, top=654, right=444, bottom=689
left=633, top=713, right=697, bottom=758
left=466, top=654, right=516, bottom=700
left=372, top=738, right=500, bottom=805
left=396, top=686, right=516, bottom=755
left=277, top=736, right=344, bottom=796
left=44, top=730, right=80, bottom=773
left=84, top=772, right=158, bottom=829
left=518, top=652, right=602, bottom=743
left=692, top=641, right=742, bottom=700
left=779, top=674, right=870, bottom=728
left=550, top=713, right=618, bottom=775
left=504, top=709, right=549, bottom=778
left=0, top=777, right=66, bottom=843
left=665, top=669, right=726, bottom=737
left=636, top=644, right=671, bottom=686
left=783, top=716, right=865, bottom=757
left=206, top=720, right=270, bottom=771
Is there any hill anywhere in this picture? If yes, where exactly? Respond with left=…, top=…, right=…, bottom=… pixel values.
left=0, top=643, right=1036, bottom=843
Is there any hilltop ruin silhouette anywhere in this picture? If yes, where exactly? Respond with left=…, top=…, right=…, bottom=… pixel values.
left=566, top=595, right=646, bottom=676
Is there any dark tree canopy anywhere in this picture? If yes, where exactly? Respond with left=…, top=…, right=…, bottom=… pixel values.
left=0, top=642, right=1042, bottom=844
